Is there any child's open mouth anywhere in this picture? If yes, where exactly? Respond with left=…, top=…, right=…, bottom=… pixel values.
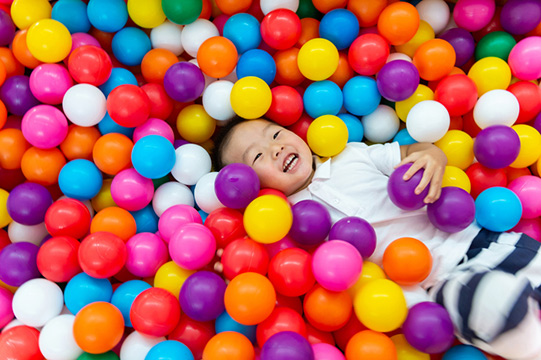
left=283, top=154, right=298, bottom=173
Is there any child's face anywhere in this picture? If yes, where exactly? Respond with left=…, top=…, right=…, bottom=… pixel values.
left=221, top=119, right=314, bottom=196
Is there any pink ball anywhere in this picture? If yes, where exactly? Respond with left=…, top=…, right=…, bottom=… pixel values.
left=70, top=32, right=101, bottom=54
left=133, top=118, right=175, bottom=144
left=21, top=104, right=68, bottom=149
left=311, top=240, right=363, bottom=292
left=29, top=64, right=74, bottom=105
left=512, top=218, right=541, bottom=242
left=312, top=343, right=346, bottom=360
left=110, top=168, right=155, bottom=211
left=125, top=232, right=169, bottom=278
left=453, top=0, right=496, bottom=32
left=264, top=235, right=298, bottom=258
left=169, top=223, right=216, bottom=270
left=508, top=175, right=541, bottom=219
left=508, top=36, right=541, bottom=81
left=158, top=204, right=202, bottom=243
left=0, top=287, right=14, bottom=329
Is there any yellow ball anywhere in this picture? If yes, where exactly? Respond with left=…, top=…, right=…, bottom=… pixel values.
left=230, top=76, right=272, bottom=119
left=442, top=166, right=471, bottom=193
left=391, top=334, right=430, bottom=360
left=243, top=195, right=293, bottom=244
left=11, top=0, right=52, bottom=30
left=347, top=261, right=387, bottom=300
left=0, top=189, right=12, bottom=228
left=307, top=114, right=348, bottom=157
left=395, top=20, right=435, bottom=58
left=297, top=38, right=339, bottom=81
left=510, top=124, right=541, bottom=169
left=353, top=278, right=407, bottom=332
left=127, top=0, right=166, bottom=28
left=434, top=130, right=474, bottom=170
left=176, top=104, right=216, bottom=144
left=91, top=179, right=117, bottom=213
left=395, top=84, right=434, bottom=122
left=467, top=56, right=511, bottom=96
left=154, top=261, right=195, bottom=299
left=27, top=19, right=72, bottom=63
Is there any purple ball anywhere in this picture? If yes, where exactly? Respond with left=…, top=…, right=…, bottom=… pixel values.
left=403, top=301, right=455, bottom=354
left=0, top=242, right=40, bottom=287
left=376, top=60, right=419, bottom=102
left=473, top=125, right=521, bottom=169
left=179, top=271, right=226, bottom=322
left=260, top=331, right=314, bottom=360
left=329, top=216, right=376, bottom=258
left=534, top=111, right=541, bottom=134
left=288, top=200, right=331, bottom=246
left=7, top=182, right=53, bottom=225
left=438, top=28, right=475, bottom=67
left=163, top=61, right=205, bottom=102
left=0, top=9, right=15, bottom=46
left=215, top=163, right=260, bottom=209
left=387, top=163, right=429, bottom=211
left=0, top=75, right=40, bottom=116
left=427, top=186, right=475, bottom=233
left=500, top=0, right=541, bottom=35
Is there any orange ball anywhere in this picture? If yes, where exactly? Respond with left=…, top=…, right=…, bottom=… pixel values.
left=0, top=57, right=7, bottom=88
left=11, top=29, right=41, bottom=69
left=92, top=133, right=133, bottom=175
left=297, top=18, right=320, bottom=48
left=377, top=2, right=420, bottom=46
left=60, top=125, right=101, bottom=161
left=0, top=101, right=6, bottom=129
left=413, top=39, right=456, bottom=81
left=382, top=237, right=433, bottom=286
left=202, top=331, right=255, bottom=360
left=274, top=47, right=305, bottom=86
left=0, top=128, right=29, bottom=169
left=312, top=0, right=347, bottom=14
left=224, top=272, right=276, bottom=326
left=348, top=0, right=388, bottom=27
left=73, top=302, right=124, bottom=354
left=215, top=0, right=252, bottom=15
left=0, top=47, right=25, bottom=77
left=328, top=51, right=355, bottom=88
left=197, top=36, right=238, bottom=79
left=345, top=330, right=397, bottom=360
left=90, top=206, right=137, bottom=242
left=303, top=284, right=352, bottom=332
left=21, top=147, right=66, bottom=186
left=141, top=48, right=179, bottom=83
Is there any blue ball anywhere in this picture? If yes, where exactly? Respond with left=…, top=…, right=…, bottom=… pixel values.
left=303, top=80, right=343, bottom=118
left=215, top=311, right=257, bottom=343
left=475, top=186, right=523, bottom=232
left=58, top=159, right=103, bottom=200
left=86, top=0, right=128, bottom=33
left=145, top=340, right=194, bottom=360
left=98, top=112, right=135, bottom=137
left=64, top=273, right=113, bottom=314
left=198, top=210, right=208, bottom=223
left=99, top=67, right=138, bottom=97
left=338, top=113, right=363, bottom=142
left=52, top=0, right=91, bottom=34
left=223, top=13, right=261, bottom=54
left=343, top=76, right=381, bottom=116
left=111, top=280, right=151, bottom=327
left=236, top=49, right=276, bottom=85
left=130, top=205, right=159, bottom=234
left=112, top=27, right=152, bottom=66
left=319, top=9, right=359, bottom=50
left=132, top=135, right=176, bottom=179
left=393, top=128, right=417, bottom=146
left=443, top=345, right=487, bottom=360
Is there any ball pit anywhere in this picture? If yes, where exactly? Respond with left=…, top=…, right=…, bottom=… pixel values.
left=1, top=1, right=541, bottom=360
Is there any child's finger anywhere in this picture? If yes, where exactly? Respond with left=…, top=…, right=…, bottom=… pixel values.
left=414, top=167, right=433, bottom=194
left=402, top=159, right=426, bottom=180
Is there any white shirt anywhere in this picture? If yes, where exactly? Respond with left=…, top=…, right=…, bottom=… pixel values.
left=288, top=142, right=481, bottom=289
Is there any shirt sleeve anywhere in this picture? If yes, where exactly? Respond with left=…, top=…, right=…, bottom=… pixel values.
left=348, top=141, right=402, bottom=176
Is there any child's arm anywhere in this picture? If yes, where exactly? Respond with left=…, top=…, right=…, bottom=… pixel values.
left=398, top=143, right=448, bottom=203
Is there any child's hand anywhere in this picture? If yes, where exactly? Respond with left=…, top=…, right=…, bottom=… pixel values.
left=397, top=143, right=448, bottom=203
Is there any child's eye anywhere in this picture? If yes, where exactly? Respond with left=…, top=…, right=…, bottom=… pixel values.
left=253, top=153, right=262, bottom=164
left=273, top=131, right=281, bottom=139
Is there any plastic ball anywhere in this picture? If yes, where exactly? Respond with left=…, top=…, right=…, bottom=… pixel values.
left=154, top=261, right=195, bottom=300
left=39, top=314, right=83, bottom=360
left=475, top=31, right=516, bottom=62
left=62, top=83, right=107, bottom=127
left=223, top=13, right=261, bottom=54
left=110, top=168, right=154, bottom=211
left=64, top=273, right=112, bottom=315
left=204, top=207, right=245, bottom=249
left=473, top=89, right=519, bottom=129
left=107, top=84, right=150, bottom=128
left=257, top=306, right=307, bottom=347
left=312, top=240, right=362, bottom=292
left=158, top=204, right=202, bottom=243
left=162, top=0, right=202, bottom=25
left=438, top=27, right=475, bottom=68
left=394, top=20, right=435, bottom=59
left=348, top=33, right=390, bottom=76
left=382, top=237, right=433, bottom=286
left=152, top=181, right=195, bottom=216
left=473, top=125, right=520, bottom=169
left=508, top=36, right=541, bottom=81
left=265, top=85, right=303, bottom=126
left=236, top=49, right=276, bottom=85
left=146, top=340, right=195, bottom=360
left=319, top=9, right=359, bottom=50
left=434, top=130, right=474, bottom=170
left=289, top=199, right=331, bottom=246
left=475, top=186, right=523, bottom=232
left=338, top=113, right=363, bottom=143
left=0, top=75, right=40, bottom=116
left=297, top=38, right=339, bottom=81
left=377, top=59, right=419, bottom=102
left=176, top=104, right=216, bottom=144
left=222, top=237, right=269, bottom=280
left=306, top=114, right=348, bottom=157
left=442, top=166, right=471, bottom=193
left=268, top=247, right=315, bottom=297
left=329, top=216, right=375, bottom=258
left=508, top=80, right=541, bottom=124
left=260, top=331, right=313, bottom=360
left=427, top=186, right=476, bottom=232
left=109, top=280, right=151, bottom=327
left=58, top=159, right=103, bottom=200
left=125, top=232, right=168, bottom=278
left=468, top=57, right=511, bottom=96
left=150, top=20, right=184, bottom=55
left=230, top=76, right=272, bottom=119
left=214, top=163, right=260, bottom=209
left=181, top=19, right=219, bottom=58
left=130, top=287, right=181, bottom=337
left=361, top=104, right=400, bottom=143
left=396, top=84, right=434, bottom=121
left=303, top=283, right=352, bottom=332
left=78, top=231, right=126, bottom=279
left=434, top=74, right=478, bottom=117
left=111, top=27, right=151, bottom=66
left=453, top=0, right=495, bottom=32
left=68, top=45, right=112, bottom=86
left=163, top=61, right=205, bottom=103
left=202, top=80, right=235, bottom=122
left=6, top=182, right=51, bottom=225
left=169, top=223, right=216, bottom=270
left=45, top=198, right=91, bottom=238
left=26, top=19, right=72, bottom=63
left=98, top=67, right=138, bottom=98
left=343, top=76, right=380, bottom=117
left=120, top=331, right=165, bottom=360
left=37, top=235, right=81, bottom=283
left=303, top=80, right=343, bottom=118
left=29, top=63, right=73, bottom=105
left=179, top=271, right=226, bottom=322
left=92, top=133, right=133, bottom=175
left=0, top=287, right=13, bottom=329
left=390, top=334, right=430, bottom=360
left=442, top=344, right=488, bottom=360
left=406, top=100, right=450, bottom=142
left=215, top=311, right=256, bottom=343
left=387, top=163, right=429, bottom=211
left=508, top=176, right=541, bottom=219
left=412, top=39, right=456, bottom=81
left=510, top=124, right=541, bottom=168
left=131, top=135, right=176, bottom=179
left=197, top=36, right=237, bottom=78
left=194, top=172, right=225, bottom=214
left=243, top=194, right=292, bottom=244
left=0, top=326, right=42, bottom=360
left=86, top=0, right=128, bottom=32
left=312, top=342, right=346, bottom=360
left=344, top=330, right=396, bottom=360
left=203, top=331, right=254, bottom=360
left=377, top=2, right=420, bottom=45
left=12, top=278, right=63, bottom=328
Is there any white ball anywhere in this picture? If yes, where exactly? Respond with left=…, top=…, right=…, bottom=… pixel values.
left=361, top=105, right=400, bottom=143
left=407, top=100, right=450, bottom=142
left=8, top=221, right=48, bottom=245
left=473, top=89, right=520, bottom=129
left=152, top=181, right=194, bottom=216
left=150, top=20, right=184, bottom=56
left=39, top=314, right=83, bottom=360
left=180, top=19, right=219, bottom=58
left=416, top=0, right=451, bottom=35
left=386, top=52, right=412, bottom=63
left=260, top=0, right=300, bottom=15
left=120, top=331, right=165, bottom=360
left=219, top=67, right=238, bottom=82
left=202, top=80, right=236, bottom=122
left=194, top=172, right=224, bottom=214
left=62, top=83, right=107, bottom=127
left=171, top=144, right=212, bottom=186
left=12, top=279, right=64, bottom=327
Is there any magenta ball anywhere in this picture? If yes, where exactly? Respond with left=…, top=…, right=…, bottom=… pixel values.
left=0, top=75, right=40, bottom=116
left=376, top=60, right=419, bottom=102
left=329, top=216, right=376, bottom=258
left=169, top=223, right=216, bottom=270
left=215, top=163, right=260, bottom=209
left=512, top=218, right=541, bottom=241
left=312, top=343, right=345, bottom=360
left=111, top=168, right=155, bottom=211
left=427, top=186, right=476, bottom=233
left=403, top=301, right=454, bottom=354
left=0, top=287, right=13, bottom=329
left=473, top=125, right=520, bottom=169
left=508, top=36, right=541, bottom=80
left=387, top=163, right=429, bottom=211
left=6, top=182, right=53, bottom=226
left=288, top=199, right=331, bottom=246
left=179, top=270, right=226, bottom=322
left=0, top=242, right=40, bottom=287
left=508, top=175, right=541, bottom=219
left=453, top=0, right=496, bottom=32
left=21, top=104, right=69, bottom=149
left=70, top=32, right=101, bottom=52
left=163, top=61, right=205, bottom=102
left=133, top=118, right=175, bottom=144
left=158, top=204, right=202, bottom=243
left=500, top=0, right=541, bottom=35
left=29, top=64, right=74, bottom=105
left=125, top=232, right=169, bottom=278
left=312, top=240, right=363, bottom=292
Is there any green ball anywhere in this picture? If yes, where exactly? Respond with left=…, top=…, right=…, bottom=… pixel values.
left=297, top=0, right=323, bottom=20
left=77, top=351, right=119, bottom=360
left=162, top=0, right=202, bottom=25
left=475, top=31, right=517, bottom=62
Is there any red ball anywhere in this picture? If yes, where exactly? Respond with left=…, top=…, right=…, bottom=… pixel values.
left=37, top=236, right=82, bottom=283
left=268, top=247, right=315, bottom=297
left=222, top=237, right=269, bottom=280
left=45, top=198, right=91, bottom=239
left=348, top=33, right=390, bottom=76
left=260, top=9, right=302, bottom=50
left=265, top=85, right=304, bottom=126
left=68, top=45, right=112, bottom=86
left=106, top=84, right=151, bottom=127
left=0, top=229, right=10, bottom=253
left=169, top=314, right=216, bottom=360
left=287, top=113, right=313, bottom=143
left=434, top=74, right=478, bottom=116
left=306, top=322, right=335, bottom=346
left=256, top=306, right=307, bottom=348
left=130, top=287, right=181, bottom=337
left=507, top=81, right=541, bottom=124
left=275, top=293, right=303, bottom=315
left=466, top=162, right=507, bottom=199
left=141, top=82, right=174, bottom=120
left=204, top=207, right=246, bottom=249
left=78, top=231, right=127, bottom=279
left=0, top=326, right=42, bottom=360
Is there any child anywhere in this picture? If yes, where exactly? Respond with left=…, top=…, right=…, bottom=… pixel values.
left=213, top=117, right=541, bottom=360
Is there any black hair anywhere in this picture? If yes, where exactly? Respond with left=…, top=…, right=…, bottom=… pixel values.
left=210, top=116, right=248, bottom=171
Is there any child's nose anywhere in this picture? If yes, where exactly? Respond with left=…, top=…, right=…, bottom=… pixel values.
left=272, top=145, right=284, bottom=158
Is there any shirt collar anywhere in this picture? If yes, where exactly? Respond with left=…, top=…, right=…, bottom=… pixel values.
left=287, top=155, right=331, bottom=203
